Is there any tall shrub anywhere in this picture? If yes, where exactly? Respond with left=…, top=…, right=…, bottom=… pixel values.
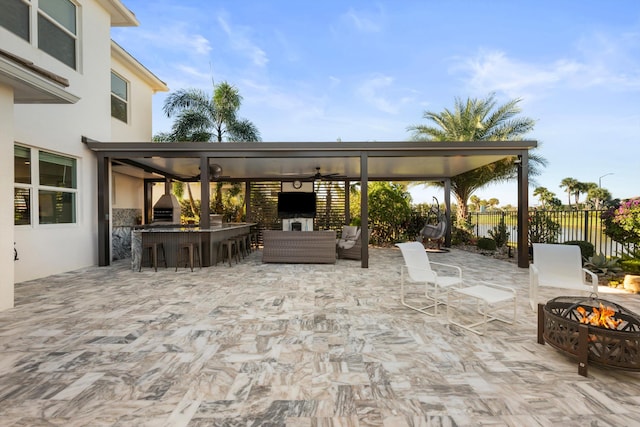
left=488, top=218, right=510, bottom=248
left=368, top=182, right=412, bottom=245
left=528, top=209, right=560, bottom=245
left=602, top=198, right=640, bottom=245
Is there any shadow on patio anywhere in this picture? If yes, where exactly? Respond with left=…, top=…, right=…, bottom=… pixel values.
left=1, top=247, right=639, bottom=426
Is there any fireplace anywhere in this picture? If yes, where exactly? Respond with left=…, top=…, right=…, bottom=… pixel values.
left=538, top=296, right=640, bottom=376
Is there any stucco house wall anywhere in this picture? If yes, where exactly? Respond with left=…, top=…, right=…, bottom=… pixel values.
left=2, top=0, right=166, bottom=309
left=110, top=42, right=158, bottom=143
left=0, top=86, right=15, bottom=310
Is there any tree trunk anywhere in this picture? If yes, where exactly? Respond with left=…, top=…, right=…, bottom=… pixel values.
left=215, top=182, right=224, bottom=214
left=186, top=183, right=197, bottom=220
left=454, top=194, right=469, bottom=227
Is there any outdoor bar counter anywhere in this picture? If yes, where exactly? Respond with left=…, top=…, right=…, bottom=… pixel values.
left=131, top=223, right=255, bottom=270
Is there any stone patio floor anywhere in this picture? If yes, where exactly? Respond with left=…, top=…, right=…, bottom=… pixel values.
left=1, top=247, right=639, bottom=426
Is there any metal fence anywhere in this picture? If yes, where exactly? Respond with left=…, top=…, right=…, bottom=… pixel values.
left=468, top=210, right=635, bottom=258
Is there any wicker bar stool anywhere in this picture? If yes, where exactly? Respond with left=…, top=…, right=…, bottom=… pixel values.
left=140, top=242, right=167, bottom=272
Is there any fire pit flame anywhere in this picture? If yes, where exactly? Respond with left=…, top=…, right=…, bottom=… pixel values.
left=576, top=303, right=625, bottom=330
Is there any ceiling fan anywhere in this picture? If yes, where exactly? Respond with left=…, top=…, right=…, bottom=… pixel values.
left=306, top=167, right=345, bottom=181
left=188, top=164, right=231, bottom=181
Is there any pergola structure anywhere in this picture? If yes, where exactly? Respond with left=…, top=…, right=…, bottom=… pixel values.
left=85, top=140, right=537, bottom=268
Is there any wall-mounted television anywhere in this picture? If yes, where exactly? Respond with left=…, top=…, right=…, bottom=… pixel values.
left=277, top=192, right=317, bottom=218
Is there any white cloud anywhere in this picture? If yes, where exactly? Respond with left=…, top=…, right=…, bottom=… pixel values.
left=342, top=7, right=383, bottom=33
left=356, top=75, right=404, bottom=114
left=217, top=14, right=268, bottom=67
left=115, top=24, right=211, bottom=56
left=455, top=42, right=640, bottom=101
left=172, top=64, right=213, bottom=85
left=454, top=50, right=575, bottom=100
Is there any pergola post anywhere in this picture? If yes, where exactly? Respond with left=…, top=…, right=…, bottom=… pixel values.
left=143, top=179, right=153, bottom=224
left=199, top=156, right=210, bottom=229
left=360, top=153, right=369, bottom=268
left=200, top=156, right=211, bottom=266
left=97, top=153, right=110, bottom=266
left=517, top=152, right=529, bottom=268
left=344, top=180, right=351, bottom=225
left=245, top=181, right=252, bottom=220
left=444, top=178, right=452, bottom=247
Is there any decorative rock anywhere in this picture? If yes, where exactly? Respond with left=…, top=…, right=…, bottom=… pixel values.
left=623, top=275, right=640, bottom=293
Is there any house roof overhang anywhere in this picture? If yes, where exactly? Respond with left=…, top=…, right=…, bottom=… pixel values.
left=85, top=140, right=537, bottom=183
left=0, top=49, right=79, bottom=104
left=111, top=41, right=169, bottom=93
left=99, top=0, right=139, bottom=27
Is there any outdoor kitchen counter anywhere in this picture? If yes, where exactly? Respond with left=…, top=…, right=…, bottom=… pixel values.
left=131, top=223, right=255, bottom=270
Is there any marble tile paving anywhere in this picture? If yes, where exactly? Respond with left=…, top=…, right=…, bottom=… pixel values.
left=1, top=247, right=639, bottom=426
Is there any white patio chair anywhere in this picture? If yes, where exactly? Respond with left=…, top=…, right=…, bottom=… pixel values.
left=529, top=243, right=599, bottom=311
left=396, top=241, right=464, bottom=315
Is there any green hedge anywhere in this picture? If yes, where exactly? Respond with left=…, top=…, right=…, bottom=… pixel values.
left=563, top=240, right=594, bottom=260
left=477, top=237, right=497, bottom=251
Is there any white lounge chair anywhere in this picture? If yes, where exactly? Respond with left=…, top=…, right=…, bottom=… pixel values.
left=529, top=243, right=599, bottom=310
left=396, top=241, right=464, bottom=315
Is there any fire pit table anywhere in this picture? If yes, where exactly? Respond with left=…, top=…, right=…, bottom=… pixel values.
left=538, top=296, right=640, bottom=376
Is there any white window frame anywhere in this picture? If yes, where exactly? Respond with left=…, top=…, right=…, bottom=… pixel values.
left=37, top=0, right=79, bottom=69
left=1, top=0, right=81, bottom=70
left=0, top=0, right=32, bottom=42
left=111, top=71, right=129, bottom=123
left=14, top=143, right=79, bottom=227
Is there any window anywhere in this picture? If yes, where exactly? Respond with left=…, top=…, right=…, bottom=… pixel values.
left=111, top=71, right=128, bottom=122
left=1, top=0, right=79, bottom=69
left=38, top=0, right=77, bottom=69
left=0, top=0, right=30, bottom=41
left=14, top=145, right=31, bottom=225
left=14, top=144, right=78, bottom=226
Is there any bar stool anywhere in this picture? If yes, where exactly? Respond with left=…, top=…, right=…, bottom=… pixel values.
left=250, top=231, right=260, bottom=250
left=234, top=235, right=246, bottom=259
left=243, top=233, right=252, bottom=254
left=140, top=242, right=167, bottom=272
left=236, top=235, right=249, bottom=258
left=176, top=242, right=201, bottom=272
left=218, top=239, right=238, bottom=267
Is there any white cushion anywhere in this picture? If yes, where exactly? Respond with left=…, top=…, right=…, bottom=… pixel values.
left=341, top=226, right=359, bottom=240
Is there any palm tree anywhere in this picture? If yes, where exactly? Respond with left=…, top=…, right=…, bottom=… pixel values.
left=163, top=81, right=261, bottom=142
left=160, top=81, right=261, bottom=218
left=559, top=177, right=579, bottom=209
left=587, top=186, right=612, bottom=210
left=470, top=195, right=481, bottom=212
left=487, top=198, right=499, bottom=210
left=408, top=93, right=545, bottom=224
left=533, top=186, right=556, bottom=209
left=576, top=182, right=597, bottom=207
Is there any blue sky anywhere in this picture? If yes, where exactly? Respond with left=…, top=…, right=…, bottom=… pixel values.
left=112, top=1, right=640, bottom=206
